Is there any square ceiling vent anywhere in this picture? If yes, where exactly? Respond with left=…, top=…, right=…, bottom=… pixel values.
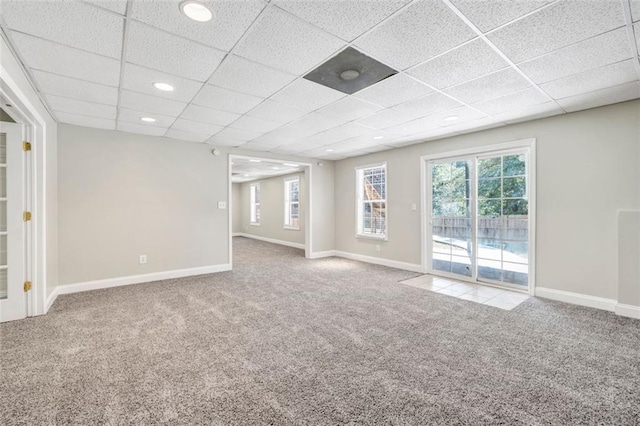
left=303, top=47, right=398, bottom=95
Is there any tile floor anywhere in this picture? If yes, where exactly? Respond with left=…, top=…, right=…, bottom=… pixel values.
left=399, top=274, right=530, bottom=310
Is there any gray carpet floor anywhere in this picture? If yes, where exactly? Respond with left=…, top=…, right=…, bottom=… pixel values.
left=1, top=237, right=639, bottom=425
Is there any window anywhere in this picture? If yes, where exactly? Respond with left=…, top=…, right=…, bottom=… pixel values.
left=250, top=183, right=260, bottom=225
left=356, top=163, right=387, bottom=239
left=284, top=177, right=300, bottom=229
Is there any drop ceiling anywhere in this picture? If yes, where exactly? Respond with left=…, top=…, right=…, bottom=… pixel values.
left=1, top=0, right=639, bottom=160
left=231, top=157, right=303, bottom=183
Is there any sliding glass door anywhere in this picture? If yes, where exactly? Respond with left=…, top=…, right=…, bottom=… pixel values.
left=427, top=148, right=532, bottom=291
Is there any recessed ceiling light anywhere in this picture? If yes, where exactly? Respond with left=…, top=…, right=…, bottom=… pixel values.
left=444, top=115, right=459, bottom=121
left=179, top=1, right=213, bottom=22
left=326, top=149, right=335, bottom=152
left=153, top=82, right=174, bottom=92
left=373, top=135, right=384, bottom=140
left=272, top=167, right=280, bottom=170
left=244, top=174, right=249, bottom=177
left=283, top=163, right=298, bottom=167
left=140, top=117, right=156, bottom=122
left=249, top=159, right=261, bottom=163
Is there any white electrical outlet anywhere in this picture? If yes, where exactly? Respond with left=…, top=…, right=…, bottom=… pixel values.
left=218, top=201, right=227, bottom=209
left=376, top=244, right=381, bottom=252
left=139, top=255, right=147, bottom=264
left=411, top=203, right=417, bottom=211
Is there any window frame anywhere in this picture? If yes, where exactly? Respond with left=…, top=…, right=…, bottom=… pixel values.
left=250, top=182, right=260, bottom=226
left=355, top=162, right=388, bottom=240
left=283, top=176, right=300, bottom=230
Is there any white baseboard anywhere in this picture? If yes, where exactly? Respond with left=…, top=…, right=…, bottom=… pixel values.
left=234, top=233, right=305, bottom=250
left=232, top=232, right=242, bottom=237
left=333, top=250, right=423, bottom=273
left=535, top=287, right=617, bottom=312
left=45, top=286, right=59, bottom=313
left=307, top=250, right=336, bottom=259
left=56, top=264, right=232, bottom=296
left=615, top=303, right=640, bottom=319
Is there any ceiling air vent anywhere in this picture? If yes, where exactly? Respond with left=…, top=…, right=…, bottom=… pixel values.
left=303, top=47, right=397, bottom=95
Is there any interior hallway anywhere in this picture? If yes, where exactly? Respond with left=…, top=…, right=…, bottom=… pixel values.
left=1, top=237, right=638, bottom=424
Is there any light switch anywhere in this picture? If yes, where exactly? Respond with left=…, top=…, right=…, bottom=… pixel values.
left=218, top=201, right=227, bottom=209
left=411, top=203, right=417, bottom=211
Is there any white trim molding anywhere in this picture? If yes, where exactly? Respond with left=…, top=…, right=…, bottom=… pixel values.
left=55, top=264, right=231, bottom=296
left=234, top=233, right=305, bottom=250
left=45, top=286, right=59, bottom=312
left=535, top=287, right=617, bottom=312
left=307, top=250, right=336, bottom=259
left=334, top=250, right=423, bottom=273
left=615, top=304, right=640, bottom=319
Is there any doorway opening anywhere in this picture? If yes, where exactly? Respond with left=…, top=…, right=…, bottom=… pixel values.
left=421, top=139, right=536, bottom=295
left=228, top=154, right=312, bottom=268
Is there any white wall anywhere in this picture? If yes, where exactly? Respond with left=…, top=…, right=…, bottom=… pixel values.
left=232, top=183, right=242, bottom=234
left=57, top=124, right=229, bottom=285
left=228, top=149, right=335, bottom=253
left=235, top=172, right=305, bottom=246
left=1, top=34, right=58, bottom=308
left=334, top=100, right=640, bottom=301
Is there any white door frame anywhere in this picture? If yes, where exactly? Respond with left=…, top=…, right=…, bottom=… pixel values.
left=420, top=138, right=537, bottom=295
left=0, top=72, right=48, bottom=317
left=227, top=154, right=313, bottom=267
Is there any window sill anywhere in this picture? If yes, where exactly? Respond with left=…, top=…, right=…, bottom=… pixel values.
left=356, top=233, right=388, bottom=242
left=284, top=226, right=300, bottom=231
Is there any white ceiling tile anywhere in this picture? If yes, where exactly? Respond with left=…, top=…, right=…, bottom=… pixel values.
left=235, top=142, right=276, bottom=152
left=55, top=111, right=115, bottom=130
left=210, top=55, right=296, bottom=98
left=353, top=74, right=434, bottom=108
left=118, top=108, right=177, bottom=127
left=192, top=85, right=264, bottom=114
left=632, top=1, right=640, bottom=22
left=125, top=22, right=226, bottom=81
left=165, top=128, right=211, bottom=143
left=274, top=0, right=410, bottom=41
left=491, top=102, right=564, bottom=124
left=193, top=84, right=263, bottom=114
left=206, top=136, right=246, bottom=147
left=171, top=118, right=223, bottom=136
left=83, top=1, right=128, bottom=15
left=117, top=121, right=168, bottom=137
left=122, top=64, right=204, bottom=103
left=407, top=39, right=509, bottom=90
left=487, top=0, right=626, bottom=64
left=290, top=112, right=347, bottom=133
left=392, top=92, right=464, bottom=119
left=311, top=122, right=373, bottom=144
left=385, top=106, right=486, bottom=136
left=541, top=60, right=639, bottom=100
left=247, top=100, right=308, bottom=124
left=250, top=133, right=296, bottom=146
left=180, top=104, right=241, bottom=126
left=233, top=7, right=345, bottom=74
left=229, top=116, right=282, bottom=134
left=2, top=0, right=123, bottom=58
left=443, top=68, right=532, bottom=104
left=316, top=97, right=384, bottom=121
left=517, top=28, right=634, bottom=84
left=473, top=87, right=549, bottom=115
left=31, top=70, right=118, bottom=105
left=354, top=108, right=415, bottom=130
left=354, top=0, right=476, bottom=70
left=555, top=81, right=640, bottom=112
left=130, top=0, right=265, bottom=51
left=270, top=79, right=345, bottom=112
left=10, top=32, right=121, bottom=86
left=120, top=90, right=187, bottom=116
left=47, top=95, right=116, bottom=119
left=215, top=127, right=262, bottom=142
left=450, top=0, right=553, bottom=32
left=635, top=22, right=640, bottom=46
left=266, top=124, right=318, bottom=140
